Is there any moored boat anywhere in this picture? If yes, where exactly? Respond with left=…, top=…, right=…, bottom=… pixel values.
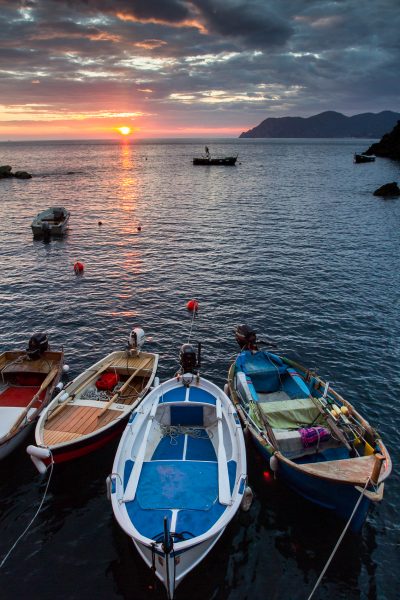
left=193, top=145, right=237, bottom=165
left=31, top=206, right=70, bottom=238
left=227, top=325, right=392, bottom=532
left=354, top=153, right=376, bottom=163
left=0, top=334, right=64, bottom=460
left=27, top=328, right=158, bottom=472
left=107, top=343, right=248, bottom=599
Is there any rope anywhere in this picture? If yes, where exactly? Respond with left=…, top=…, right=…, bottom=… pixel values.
left=187, top=308, right=197, bottom=343
left=0, top=458, right=54, bottom=569
left=160, top=424, right=212, bottom=444
left=306, top=477, right=371, bottom=600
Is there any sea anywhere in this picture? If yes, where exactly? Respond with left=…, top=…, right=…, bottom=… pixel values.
left=0, top=138, right=399, bottom=600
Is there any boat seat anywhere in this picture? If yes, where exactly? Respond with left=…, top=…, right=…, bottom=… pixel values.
left=258, top=397, right=321, bottom=429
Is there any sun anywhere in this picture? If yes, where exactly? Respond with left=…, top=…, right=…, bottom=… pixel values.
left=117, top=126, right=131, bottom=136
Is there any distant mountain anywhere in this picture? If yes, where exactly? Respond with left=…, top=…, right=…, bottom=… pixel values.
left=239, top=111, right=400, bottom=139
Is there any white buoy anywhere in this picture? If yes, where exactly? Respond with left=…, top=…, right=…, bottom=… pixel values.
left=63, top=364, right=70, bottom=373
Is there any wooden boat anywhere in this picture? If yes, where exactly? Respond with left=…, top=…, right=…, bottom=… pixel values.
left=0, top=334, right=64, bottom=460
left=227, top=325, right=392, bottom=532
left=107, top=343, right=248, bottom=599
left=28, top=328, right=158, bottom=471
left=31, top=206, right=70, bottom=238
left=354, top=153, right=376, bottom=163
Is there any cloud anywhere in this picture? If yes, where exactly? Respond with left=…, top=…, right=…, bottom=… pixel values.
left=0, top=0, right=399, bottom=138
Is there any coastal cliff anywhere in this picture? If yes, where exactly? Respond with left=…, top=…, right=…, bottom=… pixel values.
left=365, top=120, right=400, bottom=160
left=239, top=111, right=400, bottom=139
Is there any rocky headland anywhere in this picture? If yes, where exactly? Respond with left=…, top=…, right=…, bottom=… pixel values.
left=365, top=120, right=400, bottom=160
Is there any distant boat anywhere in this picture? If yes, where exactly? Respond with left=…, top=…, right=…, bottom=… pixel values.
left=354, top=153, right=376, bottom=163
left=107, top=343, right=247, bottom=599
left=227, top=325, right=392, bottom=532
left=31, top=206, right=70, bottom=238
left=193, top=146, right=238, bottom=166
left=27, top=328, right=158, bottom=471
left=0, top=334, right=64, bottom=460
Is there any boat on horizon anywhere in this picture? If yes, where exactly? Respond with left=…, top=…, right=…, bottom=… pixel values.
left=107, top=342, right=248, bottom=599
left=0, top=334, right=64, bottom=460
left=227, top=325, right=392, bottom=532
left=27, top=328, right=158, bottom=472
left=31, top=206, right=70, bottom=238
left=193, top=145, right=238, bottom=166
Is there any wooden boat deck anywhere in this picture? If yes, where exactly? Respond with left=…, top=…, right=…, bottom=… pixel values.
left=43, top=405, right=120, bottom=445
left=297, top=455, right=375, bottom=485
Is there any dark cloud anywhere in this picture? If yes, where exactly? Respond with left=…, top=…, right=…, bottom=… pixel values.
left=0, top=0, right=399, bottom=137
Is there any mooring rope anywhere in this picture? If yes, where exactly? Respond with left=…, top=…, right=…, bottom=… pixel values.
left=306, top=477, right=371, bottom=600
left=187, top=307, right=197, bottom=344
left=0, top=458, right=54, bottom=569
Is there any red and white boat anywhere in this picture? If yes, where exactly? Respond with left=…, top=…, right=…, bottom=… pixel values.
left=0, top=334, right=64, bottom=460
left=27, top=329, right=159, bottom=472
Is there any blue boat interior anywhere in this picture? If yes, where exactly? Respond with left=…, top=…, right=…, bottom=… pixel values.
left=235, top=350, right=349, bottom=461
left=124, top=385, right=238, bottom=541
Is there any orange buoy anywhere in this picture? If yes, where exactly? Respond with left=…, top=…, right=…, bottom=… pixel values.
left=74, top=261, right=84, bottom=274
left=137, top=222, right=142, bottom=232
left=186, top=299, right=199, bottom=312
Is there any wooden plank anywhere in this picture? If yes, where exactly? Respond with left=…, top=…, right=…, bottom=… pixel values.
left=298, top=455, right=375, bottom=485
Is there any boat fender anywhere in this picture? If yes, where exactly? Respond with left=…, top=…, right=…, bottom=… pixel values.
left=240, top=486, right=254, bottom=512
left=27, top=444, right=51, bottom=460
left=59, top=391, right=69, bottom=402
left=270, top=454, right=279, bottom=473
left=153, top=376, right=160, bottom=388
left=26, top=445, right=51, bottom=474
left=30, top=454, right=48, bottom=475
left=106, top=475, right=113, bottom=501
left=223, top=383, right=230, bottom=397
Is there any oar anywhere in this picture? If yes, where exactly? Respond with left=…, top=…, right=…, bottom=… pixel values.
left=97, top=357, right=153, bottom=418
left=47, top=357, right=117, bottom=421
left=8, top=364, right=60, bottom=436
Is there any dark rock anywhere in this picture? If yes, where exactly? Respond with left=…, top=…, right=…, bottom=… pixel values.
left=14, top=171, right=32, bottom=179
left=0, top=165, right=13, bottom=178
left=373, top=182, right=400, bottom=197
left=365, top=121, right=400, bottom=160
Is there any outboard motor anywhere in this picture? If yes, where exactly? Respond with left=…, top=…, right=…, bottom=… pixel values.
left=235, top=324, right=257, bottom=351
left=179, top=343, right=197, bottom=374
left=129, top=327, right=145, bottom=353
left=27, top=333, right=49, bottom=360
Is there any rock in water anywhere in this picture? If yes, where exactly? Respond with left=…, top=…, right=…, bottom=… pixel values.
left=14, top=171, right=32, bottom=179
left=373, top=182, right=400, bottom=197
left=0, top=165, right=13, bottom=178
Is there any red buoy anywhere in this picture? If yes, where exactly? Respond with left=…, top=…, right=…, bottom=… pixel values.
left=74, top=261, right=84, bottom=274
left=186, top=299, right=199, bottom=312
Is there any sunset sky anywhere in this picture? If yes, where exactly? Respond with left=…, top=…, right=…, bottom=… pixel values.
left=0, top=0, right=399, bottom=140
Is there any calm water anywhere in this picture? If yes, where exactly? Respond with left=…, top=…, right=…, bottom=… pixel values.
left=0, top=139, right=399, bottom=599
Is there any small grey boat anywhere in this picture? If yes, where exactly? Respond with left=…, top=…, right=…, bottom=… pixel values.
left=31, top=206, right=70, bottom=238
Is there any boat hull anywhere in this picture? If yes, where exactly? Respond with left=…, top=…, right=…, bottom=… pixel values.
left=109, top=373, right=247, bottom=598
left=251, top=432, right=371, bottom=532
left=133, top=529, right=225, bottom=598
left=193, top=157, right=237, bottom=165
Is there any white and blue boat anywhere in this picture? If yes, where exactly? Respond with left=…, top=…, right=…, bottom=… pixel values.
left=228, top=325, right=392, bottom=532
left=108, top=344, right=248, bottom=599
